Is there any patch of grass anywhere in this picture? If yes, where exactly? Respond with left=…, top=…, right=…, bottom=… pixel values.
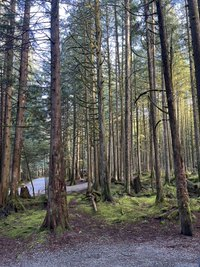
left=79, top=194, right=178, bottom=224
left=71, top=183, right=199, bottom=225
left=190, top=197, right=200, bottom=212
left=1, top=183, right=198, bottom=240
left=20, top=195, right=47, bottom=209
left=188, top=174, right=199, bottom=183
left=163, top=184, right=176, bottom=198
left=68, top=193, right=83, bottom=204
left=0, top=210, right=45, bottom=239
left=110, top=183, right=125, bottom=196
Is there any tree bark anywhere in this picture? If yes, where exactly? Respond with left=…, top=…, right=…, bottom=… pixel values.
left=41, top=0, right=69, bottom=232
left=187, top=0, right=200, bottom=123
left=0, top=0, right=16, bottom=206
left=156, top=0, right=192, bottom=236
left=114, top=3, right=120, bottom=181
left=144, top=0, right=164, bottom=202
left=124, top=0, right=131, bottom=194
left=161, top=77, right=171, bottom=184
left=10, top=0, right=30, bottom=197
left=185, top=1, right=200, bottom=181
left=95, top=0, right=112, bottom=201
left=71, top=96, right=77, bottom=185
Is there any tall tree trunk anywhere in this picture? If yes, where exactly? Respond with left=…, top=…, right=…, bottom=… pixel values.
left=156, top=0, right=192, bottom=236
left=106, top=6, right=113, bottom=181
left=133, top=59, right=142, bottom=193
left=114, top=4, right=120, bottom=181
left=187, top=0, right=200, bottom=123
left=85, top=87, right=92, bottom=192
left=84, top=37, right=92, bottom=192
left=114, top=3, right=123, bottom=181
left=71, top=96, right=77, bottom=185
left=0, top=68, right=4, bottom=185
left=63, top=98, right=70, bottom=180
left=120, top=11, right=125, bottom=181
left=162, top=77, right=171, bottom=184
left=124, top=0, right=131, bottom=194
left=0, top=0, right=16, bottom=206
left=10, top=0, right=30, bottom=197
left=41, top=0, right=69, bottom=232
left=95, top=0, right=112, bottom=201
left=76, top=130, right=80, bottom=181
left=185, top=1, right=200, bottom=181
left=144, top=0, right=164, bottom=203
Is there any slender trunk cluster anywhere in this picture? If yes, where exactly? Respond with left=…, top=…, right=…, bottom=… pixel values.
left=10, top=0, right=31, bottom=198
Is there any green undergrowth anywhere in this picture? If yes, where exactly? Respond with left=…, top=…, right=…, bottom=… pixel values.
left=0, top=209, right=46, bottom=239
left=0, top=181, right=200, bottom=240
left=80, top=195, right=178, bottom=224
left=189, top=174, right=200, bottom=184
left=0, top=195, right=48, bottom=240
left=77, top=183, right=200, bottom=224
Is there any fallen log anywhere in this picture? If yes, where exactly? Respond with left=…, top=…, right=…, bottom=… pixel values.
left=86, top=192, right=98, bottom=212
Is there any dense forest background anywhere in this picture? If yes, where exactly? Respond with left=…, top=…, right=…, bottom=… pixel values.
left=0, top=0, right=200, bottom=236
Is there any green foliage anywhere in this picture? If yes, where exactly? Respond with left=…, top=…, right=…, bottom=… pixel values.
left=163, top=184, right=176, bottom=198
left=91, top=195, right=178, bottom=224
left=77, top=183, right=199, bottom=225
left=190, top=197, right=200, bottom=212
left=21, top=195, right=48, bottom=209
left=68, top=192, right=83, bottom=204
left=189, top=175, right=199, bottom=184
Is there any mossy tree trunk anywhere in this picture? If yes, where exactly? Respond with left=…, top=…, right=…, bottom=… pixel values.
left=156, top=0, right=192, bottom=236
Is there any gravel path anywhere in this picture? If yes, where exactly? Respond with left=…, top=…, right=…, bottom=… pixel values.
left=3, top=238, right=200, bottom=267
left=23, top=178, right=88, bottom=195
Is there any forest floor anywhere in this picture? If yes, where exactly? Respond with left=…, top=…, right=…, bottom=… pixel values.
left=1, top=182, right=200, bottom=267
left=0, top=201, right=200, bottom=266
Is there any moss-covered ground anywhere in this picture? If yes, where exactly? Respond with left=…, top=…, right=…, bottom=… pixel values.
left=78, top=183, right=200, bottom=224
left=0, top=175, right=200, bottom=240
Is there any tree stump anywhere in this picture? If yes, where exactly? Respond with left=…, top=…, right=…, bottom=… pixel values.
left=20, top=185, right=32, bottom=199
